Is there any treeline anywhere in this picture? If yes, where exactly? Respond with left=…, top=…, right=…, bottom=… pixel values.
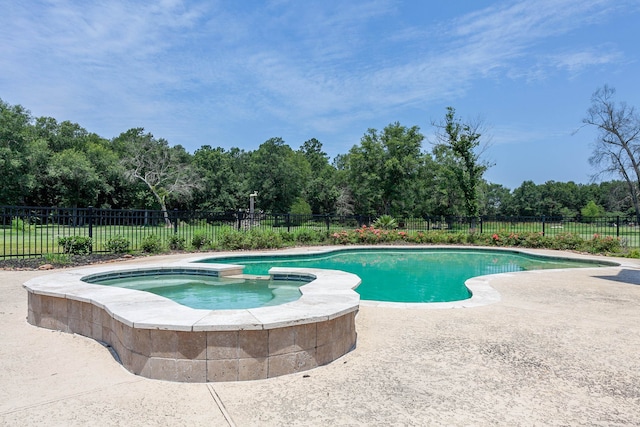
left=0, top=98, right=631, bottom=218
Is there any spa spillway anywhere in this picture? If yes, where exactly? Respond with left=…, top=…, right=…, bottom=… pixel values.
left=23, top=262, right=360, bottom=382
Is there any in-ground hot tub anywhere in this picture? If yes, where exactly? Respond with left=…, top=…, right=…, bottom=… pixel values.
left=23, top=261, right=360, bottom=382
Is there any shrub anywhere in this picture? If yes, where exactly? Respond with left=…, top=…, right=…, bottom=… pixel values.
left=216, top=228, right=286, bottom=250
left=550, top=232, right=584, bottom=250
left=626, top=248, right=640, bottom=258
left=218, top=228, right=245, bottom=250
left=329, top=230, right=354, bottom=245
left=141, top=234, right=163, bottom=253
left=191, top=232, right=212, bottom=250
left=585, top=234, right=622, bottom=254
left=167, top=234, right=186, bottom=251
left=105, top=236, right=130, bottom=254
left=445, top=232, right=467, bottom=244
left=520, top=232, right=550, bottom=248
left=246, top=229, right=283, bottom=249
left=12, top=217, right=33, bottom=232
left=58, top=236, right=92, bottom=255
left=373, top=215, right=398, bottom=230
left=465, top=232, right=479, bottom=244
left=280, top=231, right=296, bottom=243
left=293, top=228, right=325, bottom=244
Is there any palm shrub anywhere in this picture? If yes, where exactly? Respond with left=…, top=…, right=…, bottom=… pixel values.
left=373, top=215, right=398, bottom=230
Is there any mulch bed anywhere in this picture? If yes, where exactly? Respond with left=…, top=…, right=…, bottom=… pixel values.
left=0, top=254, right=136, bottom=271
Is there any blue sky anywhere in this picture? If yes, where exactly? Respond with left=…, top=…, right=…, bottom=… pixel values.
left=1, top=0, right=639, bottom=189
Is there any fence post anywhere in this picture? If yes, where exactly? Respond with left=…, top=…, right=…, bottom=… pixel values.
left=325, top=214, right=330, bottom=233
left=617, top=216, right=620, bottom=237
left=541, top=215, right=546, bottom=236
left=237, top=210, right=242, bottom=230
left=88, top=206, right=93, bottom=254
left=479, top=217, right=483, bottom=234
left=173, top=209, right=179, bottom=234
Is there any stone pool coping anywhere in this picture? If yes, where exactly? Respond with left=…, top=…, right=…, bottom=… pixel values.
left=23, top=261, right=361, bottom=332
left=23, top=260, right=361, bottom=382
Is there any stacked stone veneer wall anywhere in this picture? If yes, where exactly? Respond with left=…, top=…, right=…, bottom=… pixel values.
left=26, top=292, right=357, bottom=382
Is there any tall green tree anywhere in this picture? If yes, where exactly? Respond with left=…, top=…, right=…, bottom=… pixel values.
left=509, top=181, right=542, bottom=216
left=346, top=122, right=425, bottom=216
left=45, top=149, right=104, bottom=207
left=0, top=100, right=39, bottom=205
left=433, top=107, right=490, bottom=219
left=298, top=139, right=339, bottom=214
left=478, top=182, right=512, bottom=216
left=192, top=145, right=248, bottom=211
left=248, top=138, right=307, bottom=213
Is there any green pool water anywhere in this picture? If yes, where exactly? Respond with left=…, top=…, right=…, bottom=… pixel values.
left=200, top=248, right=610, bottom=303
left=85, top=273, right=307, bottom=310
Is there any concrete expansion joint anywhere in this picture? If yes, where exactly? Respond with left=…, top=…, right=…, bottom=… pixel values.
left=207, top=384, right=236, bottom=427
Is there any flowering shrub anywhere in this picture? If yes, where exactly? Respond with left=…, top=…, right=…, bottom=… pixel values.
left=586, top=234, right=622, bottom=254
left=520, top=232, right=550, bottom=248
left=326, top=226, right=623, bottom=255
left=329, top=225, right=407, bottom=244
left=550, top=232, right=584, bottom=250
left=330, top=230, right=354, bottom=245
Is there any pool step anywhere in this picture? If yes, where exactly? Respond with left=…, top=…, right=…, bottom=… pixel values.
left=225, top=274, right=272, bottom=280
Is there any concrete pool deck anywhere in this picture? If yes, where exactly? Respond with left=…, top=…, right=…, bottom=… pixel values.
left=1, top=246, right=640, bottom=425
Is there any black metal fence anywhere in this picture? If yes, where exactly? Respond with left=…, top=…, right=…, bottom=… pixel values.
left=2, top=205, right=639, bottom=258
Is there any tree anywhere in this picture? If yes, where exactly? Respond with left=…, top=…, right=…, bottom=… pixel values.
left=433, top=107, right=490, bottom=220
left=478, top=182, right=512, bottom=216
left=247, top=138, right=307, bottom=213
left=45, top=149, right=104, bottom=207
left=345, top=122, right=425, bottom=216
left=116, top=128, right=202, bottom=226
left=298, top=139, right=339, bottom=214
left=582, top=85, right=640, bottom=222
left=192, top=145, right=247, bottom=211
left=509, top=181, right=542, bottom=216
left=581, top=200, right=605, bottom=222
left=0, top=100, right=38, bottom=205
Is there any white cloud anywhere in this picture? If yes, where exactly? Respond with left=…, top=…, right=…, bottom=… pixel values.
left=549, top=46, right=624, bottom=73
left=0, top=0, right=636, bottom=154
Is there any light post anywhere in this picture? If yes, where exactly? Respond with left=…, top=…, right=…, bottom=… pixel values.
left=249, top=191, right=258, bottom=227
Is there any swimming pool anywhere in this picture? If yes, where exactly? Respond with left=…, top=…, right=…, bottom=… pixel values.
left=82, top=269, right=309, bottom=310
left=200, top=248, right=612, bottom=303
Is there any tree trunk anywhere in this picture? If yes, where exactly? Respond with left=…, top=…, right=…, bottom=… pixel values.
left=150, top=190, right=172, bottom=227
